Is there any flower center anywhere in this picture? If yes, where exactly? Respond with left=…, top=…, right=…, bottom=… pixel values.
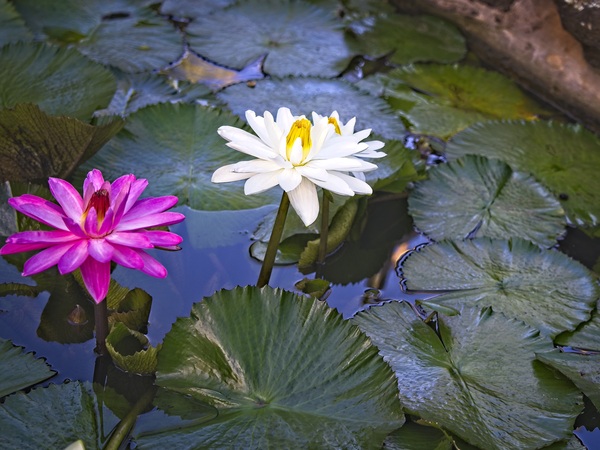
left=286, top=118, right=312, bottom=162
left=328, top=117, right=341, bottom=134
left=84, top=189, right=110, bottom=222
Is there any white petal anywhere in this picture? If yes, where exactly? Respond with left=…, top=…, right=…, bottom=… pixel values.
left=218, top=127, right=277, bottom=160
left=264, top=110, right=284, bottom=148
left=294, top=165, right=329, bottom=182
left=278, top=168, right=302, bottom=192
left=287, top=178, right=319, bottom=226
left=328, top=171, right=373, bottom=195
left=245, top=110, right=272, bottom=146
left=229, top=159, right=282, bottom=173
left=244, top=171, right=282, bottom=195
left=275, top=107, right=295, bottom=132
left=308, top=157, right=378, bottom=172
left=317, top=138, right=368, bottom=159
left=288, top=139, right=304, bottom=165
left=212, top=164, right=255, bottom=183
left=310, top=174, right=355, bottom=196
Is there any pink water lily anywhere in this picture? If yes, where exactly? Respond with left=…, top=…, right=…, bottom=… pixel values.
left=0, top=169, right=185, bottom=303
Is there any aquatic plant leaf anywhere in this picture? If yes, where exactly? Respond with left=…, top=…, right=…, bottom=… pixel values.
left=354, top=302, right=582, bottom=449
left=399, top=238, right=599, bottom=337
left=408, top=155, right=566, bottom=247
left=537, top=350, right=600, bottom=413
left=383, top=421, right=455, bottom=450
left=0, top=42, right=116, bottom=120
left=218, top=77, right=405, bottom=140
left=160, top=0, right=236, bottom=18
left=162, top=49, right=265, bottom=91
left=185, top=0, right=352, bottom=78
left=0, top=338, right=55, bottom=398
left=0, top=382, right=107, bottom=449
left=75, top=103, right=280, bottom=210
left=106, top=322, right=160, bottom=375
left=348, top=14, right=466, bottom=64
left=555, top=307, right=600, bottom=351
left=0, top=0, right=31, bottom=46
left=445, top=121, right=600, bottom=227
left=142, top=286, right=404, bottom=448
left=0, top=104, right=123, bottom=183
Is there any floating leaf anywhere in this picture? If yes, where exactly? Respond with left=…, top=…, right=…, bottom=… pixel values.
left=160, top=0, right=237, bottom=18
left=218, top=77, right=405, bottom=140
left=399, top=238, right=598, bottom=337
left=348, top=14, right=466, bottom=64
left=75, top=103, right=281, bottom=210
left=383, top=421, right=459, bottom=450
left=106, top=322, right=160, bottom=375
left=445, top=121, right=600, bottom=227
left=537, top=350, right=600, bottom=413
left=162, top=48, right=265, bottom=91
left=354, top=302, right=582, bottom=449
left=408, top=155, right=566, bottom=246
left=0, top=104, right=123, bottom=183
left=555, top=307, right=600, bottom=351
left=143, top=286, right=404, bottom=448
left=0, top=338, right=56, bottom=398
left=0, top=0, right=31, bottom=46
left=185, top=0, right=352, bottom=77
left=0, top=42, right=116, bottom=120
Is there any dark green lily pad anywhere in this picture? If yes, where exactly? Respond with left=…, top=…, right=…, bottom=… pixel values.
left=0, top=0, right=31, bottom=46
left=0, top=42, right=116, bottom=120
left=145, top=286, right=404, bottom=448
left=185, top=0, right=352, bottom=78
left=354, top=302, right=582, bottom=449
left=348, top=14, right=466, bottom=64
left=218, top=77, right=405, bottom=140
left=0, top=103, right=123, bottom=183
left=408, top=155, right=566, bottom=246
left=445, top=121, right=600, bottom=227
left=555, top=307, right=600, bottom=351
left=0, top=338, right=56, bottom=398
left=160, top=0, right=238, bottom=19
left=537, top=350, right=600, bottom=413
left=76, top=103, right=281, bottom=210
left=399, top=238, right=598, bottom=337
left=106, top=322, right=160, bottom=375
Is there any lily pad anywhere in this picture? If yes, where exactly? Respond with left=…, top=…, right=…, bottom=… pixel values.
left=445, top=120, right=600, bottom=227
left=75, top=103, right=281, bottom=210
left=408, top=155, right=566, bottom=246
left=144, top=286, right=404, bottom=448
left=0, top=103, right=123, bottom=183
left=0, top=0, right=31, bottom=46
left=0, top=42, right=116, bottom=120
left=399, top=238, right=599, bottom=337
left=218, top=77, right=405, bottom=140
left=106, top=322, right=160, bottom=375
left=555, top=307, right=600, bottom=351
left=347, top=14, right=466, bottom=64
left=537, top=350, right=600, bottom=412
left=354, top=302, right=582, bottom=449
left=0, top=338, right=56, bottom=398
left=185, top=0, right=352, bottom=78
left=160, top=0, right=238, bottom=19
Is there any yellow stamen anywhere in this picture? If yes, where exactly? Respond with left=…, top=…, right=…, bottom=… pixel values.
left=286, top=118, right=312, bottom=162
left=328, top=117, right=341, bottom=134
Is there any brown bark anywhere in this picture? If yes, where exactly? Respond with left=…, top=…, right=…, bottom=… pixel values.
left=394, top=0, right=600, bottom=134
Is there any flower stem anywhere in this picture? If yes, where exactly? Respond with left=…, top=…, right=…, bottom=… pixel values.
left=257, top=191, right=290, bottom=288
left=317, top=189, right=331, bottom=266
left=94, top=300, right=109, bottom=355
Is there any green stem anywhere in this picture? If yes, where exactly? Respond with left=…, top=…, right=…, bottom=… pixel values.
left=94, top=300, right=109, bottom=356
left=257, top=191, right=290, bottom=288
left=317, top=189, right=330, bottom=266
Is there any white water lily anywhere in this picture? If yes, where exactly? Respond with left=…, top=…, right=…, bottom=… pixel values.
left=212, top=107, right=383, bottom=226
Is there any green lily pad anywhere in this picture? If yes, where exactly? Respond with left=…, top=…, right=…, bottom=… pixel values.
left=445, top=120, right=600, bottom=227
left=537, top=350, right=600, bottom=413
left=0, top=338, right=56, bottom=398
left=354, top=302, right=582, bottom=449
left=348, top=14, right=466, bottom=64
left=408, top=155, right=566, bottom=247
left=555, top=307, right=600, bottom=351
left=106, top=322, right=160, bottom=375
left=218, top=77, right=405, bottom=140
left=399, top=238, right=599, bottom=337
left=144, top=286, right=404, bottom=448
left=0, top=103, right=123, bottom=183
left=185, top=0, right=352, bottom=78
left=0, top=0, right=31, bottom=46
left=0, top=382, right=112, bottom=449
left=383, top=421, right=476, bottom=450
left=76, top=103, right=281, bottom=210
left=160, top=0, right=235, bottom=18
left=0, top=42, right=116, bottom=120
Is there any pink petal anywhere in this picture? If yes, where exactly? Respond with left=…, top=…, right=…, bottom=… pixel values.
left=48, top=177, right=83, bottom=222
left=138, top=251, right=167, bottom=278
left=83, top=169, right=106, bottom=204
left=63, top=217, right=87, bottom=238
left=110, top=174, right=134, bottom=222
left=88, top=238, right=114, bottom=263
left=4, top=230, right=79, bottom=245
left=124, top=196, right=179, bottom=219
left=140, top=230, right=183, bottom=247
left=22, top=242, right=74, bottom=276
left=79, top=257, right=110, bottom=303
left=84, top=208, right=101, bottom=236
left=123, top=178, right=149, bottom=214
left=97, top=207, right=115, bottom=236
left=111, top=244, right=145, bottom=270
left=9, top=195, right=68, bottom=231
left=105, top=231, right=153, bottom=248
left=58, top=240, right=89, bottom=274
left=115, top=212, right=185, bottom=232
left=1, top=242, right=55, bottom=254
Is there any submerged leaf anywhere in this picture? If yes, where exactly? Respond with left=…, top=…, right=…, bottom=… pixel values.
left=445, top=121, right=600, bottom=227
left=185, top=0, right=352, bottom=77
left=0, top=0, right=31, bottom=46
left=408, top=155, right=566, bottom=246
left=106, top=322, right=160, bottom=375
left=399, top=238, right=598, bottom=337
left=354, top=302, right=582, bottom=449
left=145, top=286, right=404, bottom=448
